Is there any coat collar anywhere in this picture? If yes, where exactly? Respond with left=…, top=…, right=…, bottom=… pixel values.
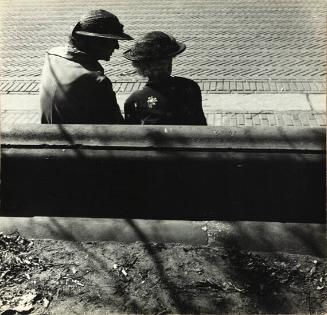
left=48, top=45, right=104, bottom=72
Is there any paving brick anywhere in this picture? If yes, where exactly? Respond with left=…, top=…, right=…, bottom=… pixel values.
left=256, top=82, right=264, bottom=91
left=223, top=81, right=230, bottom=91
left=230, top=81, right=237, bottom=91
left=203, top=82, right=210, bottom=91
left=3, top=82, right=15, bottom=92
left=260, top=114, right=269, bottom=126
left=283, top=114, right=294, bottom=126
left=0, top=81, right=10, bottom=90
left=214, top=113, right=222, bottom=126
left=236, top=113, right=245, bottom=125
left=302, top=82, right=312, bottom=91
left=309, top=82, right=319, bottom=92
left=252, top=114, right=261, bottom=125
left=205, top=113, right=214, bottom=125
left=315, top=114, right=326, bottom=126
left=21, top=81, right=34, bottom=92
left=120, top=83, right=128, bottom=93
left=276, top=113, right=285, bottom=126
left=30, top=83, right=40, bottom=93
left=125, top=83, right=134, bottom=93
left=269, top=81, right=277, bottom=92
left=139, top=82, right=146, bottom=89
left=132, top=82, right=140, bottom=91
left=309, top=117, right=319, bottom=127
left=276, top=82, right=284, bottom=92
left=113, top=83, right=120, bottom=92
left=230, top=114, right=237, bottom=126
left=222, top=114, right=230, bottom=126
left=245, top=114, right=253, bottom=126
left=296, top=82, right=305, bottom=91
left=281, top=82, right=290, bottom=92
left=249, top=82, right=256, bottom=91
left=289, top=82, right=299, bottom=91
left=291, top=113, right=302, bottom=127
left=216, top=81, right=223, bottom=91
left=299, top=113, right=310, bottom=126
left=263, top=82, right=270, bottom=92
left=267, top=113, right=277, bottom=126
left=236, top=81, right=243, bottom=91
left=243, top=81, right=250, bottom=91
left=209, top=81, right=217, bottom=91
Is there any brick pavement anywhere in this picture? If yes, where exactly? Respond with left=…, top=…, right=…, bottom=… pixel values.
left=0, top=79, right=326, bottom=94
left=1, top=110, right=325, bottom=127
left=0, top=0, right=325, bottom=125
left=0, top=0, right=326, bottom=88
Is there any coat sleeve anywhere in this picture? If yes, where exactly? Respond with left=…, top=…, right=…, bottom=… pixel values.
left=91, top=76, right=124, bottom=124
left=188, top=81, right=207, bottom=126
left=124, top=94, right=141, bottom=124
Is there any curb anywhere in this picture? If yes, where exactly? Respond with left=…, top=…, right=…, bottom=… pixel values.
left=0, top=217, right=325, bottom=257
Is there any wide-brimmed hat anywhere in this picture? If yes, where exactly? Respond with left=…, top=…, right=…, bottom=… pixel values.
left=72, top=9, right=133, bottom=40
left=123, top=31, right=186, bottom=61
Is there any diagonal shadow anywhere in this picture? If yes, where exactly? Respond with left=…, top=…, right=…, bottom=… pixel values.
left=124, top=218, right=193, bottom=313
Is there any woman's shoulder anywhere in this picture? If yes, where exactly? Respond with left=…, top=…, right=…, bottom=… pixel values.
left=173, top=76, right=199, bottom=86
left=172, top=76, right=201, bottom=92
left=124, top=85, right=160, bottom=105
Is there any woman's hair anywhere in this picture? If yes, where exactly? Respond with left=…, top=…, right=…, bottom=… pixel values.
left=131, top=60, right=149, bottom=77
left=131, top=58, right=173, bottom=78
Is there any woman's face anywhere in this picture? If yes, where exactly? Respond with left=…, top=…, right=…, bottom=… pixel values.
left=92, top=39, right=119, bottom=61
left=142, top=58, right=173, bottom=81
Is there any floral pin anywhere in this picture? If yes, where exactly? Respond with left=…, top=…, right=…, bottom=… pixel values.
left=147, top=96, right=158, bottom=108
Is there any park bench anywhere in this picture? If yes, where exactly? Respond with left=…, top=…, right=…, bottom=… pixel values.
left=1, top=124, right=325, bottom=223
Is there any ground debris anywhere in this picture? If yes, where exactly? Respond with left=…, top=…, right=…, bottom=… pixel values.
left=0, top=289, right=37, bottom=314
left=227, top=248, right=309, bottom=293
left=0, top=233, right=326, bottom=314
left=0, top=231, right=33, bottom=253
left=0, top=232, right=52, bottom=314
left=0, top=232, right=46, bottom=286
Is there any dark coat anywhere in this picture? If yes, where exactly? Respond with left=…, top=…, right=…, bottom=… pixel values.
left=40, top=46, right=124, bottom=124
left=124, top=76, right=207, bottom=125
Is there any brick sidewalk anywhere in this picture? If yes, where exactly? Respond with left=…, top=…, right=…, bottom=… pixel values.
left=1, top=79, right=326, bottom=94
left=1, top=110, right=325, bottom=127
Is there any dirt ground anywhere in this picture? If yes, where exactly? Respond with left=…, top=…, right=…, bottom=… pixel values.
left=0, top=231, right=326, bottom=314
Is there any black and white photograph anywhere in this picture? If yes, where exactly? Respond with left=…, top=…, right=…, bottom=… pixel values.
left=0, top=0, right=326, bottom=313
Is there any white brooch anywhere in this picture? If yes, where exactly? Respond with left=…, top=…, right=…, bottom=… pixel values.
left=147, top=96, right=158, bottom=108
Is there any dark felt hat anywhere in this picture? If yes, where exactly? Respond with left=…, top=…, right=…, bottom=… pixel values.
left=72, top=9, right=133, bottom=40
left=123, top=31, right=186, bottom=61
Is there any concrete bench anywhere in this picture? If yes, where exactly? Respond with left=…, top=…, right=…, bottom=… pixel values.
left=1, top=124, right=325, bottom=223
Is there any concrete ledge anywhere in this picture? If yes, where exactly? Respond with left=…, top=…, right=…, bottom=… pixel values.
left=1, top=125, right=325, bottom=222
left=1, top=124, right=325, bottom=151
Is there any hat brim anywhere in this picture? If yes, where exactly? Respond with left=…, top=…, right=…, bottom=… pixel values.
left=75, top=30, right=133, bottom=40
left=123, top=41, right=186, bottom=61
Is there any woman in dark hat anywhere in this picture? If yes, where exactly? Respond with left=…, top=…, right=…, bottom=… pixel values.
left=40, top=9, right=132, bottom=124
left=123, top=32, right=207, bottom=125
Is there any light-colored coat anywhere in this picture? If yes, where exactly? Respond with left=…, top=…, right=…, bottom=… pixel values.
left=40, top=46, right=123, bottom=124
